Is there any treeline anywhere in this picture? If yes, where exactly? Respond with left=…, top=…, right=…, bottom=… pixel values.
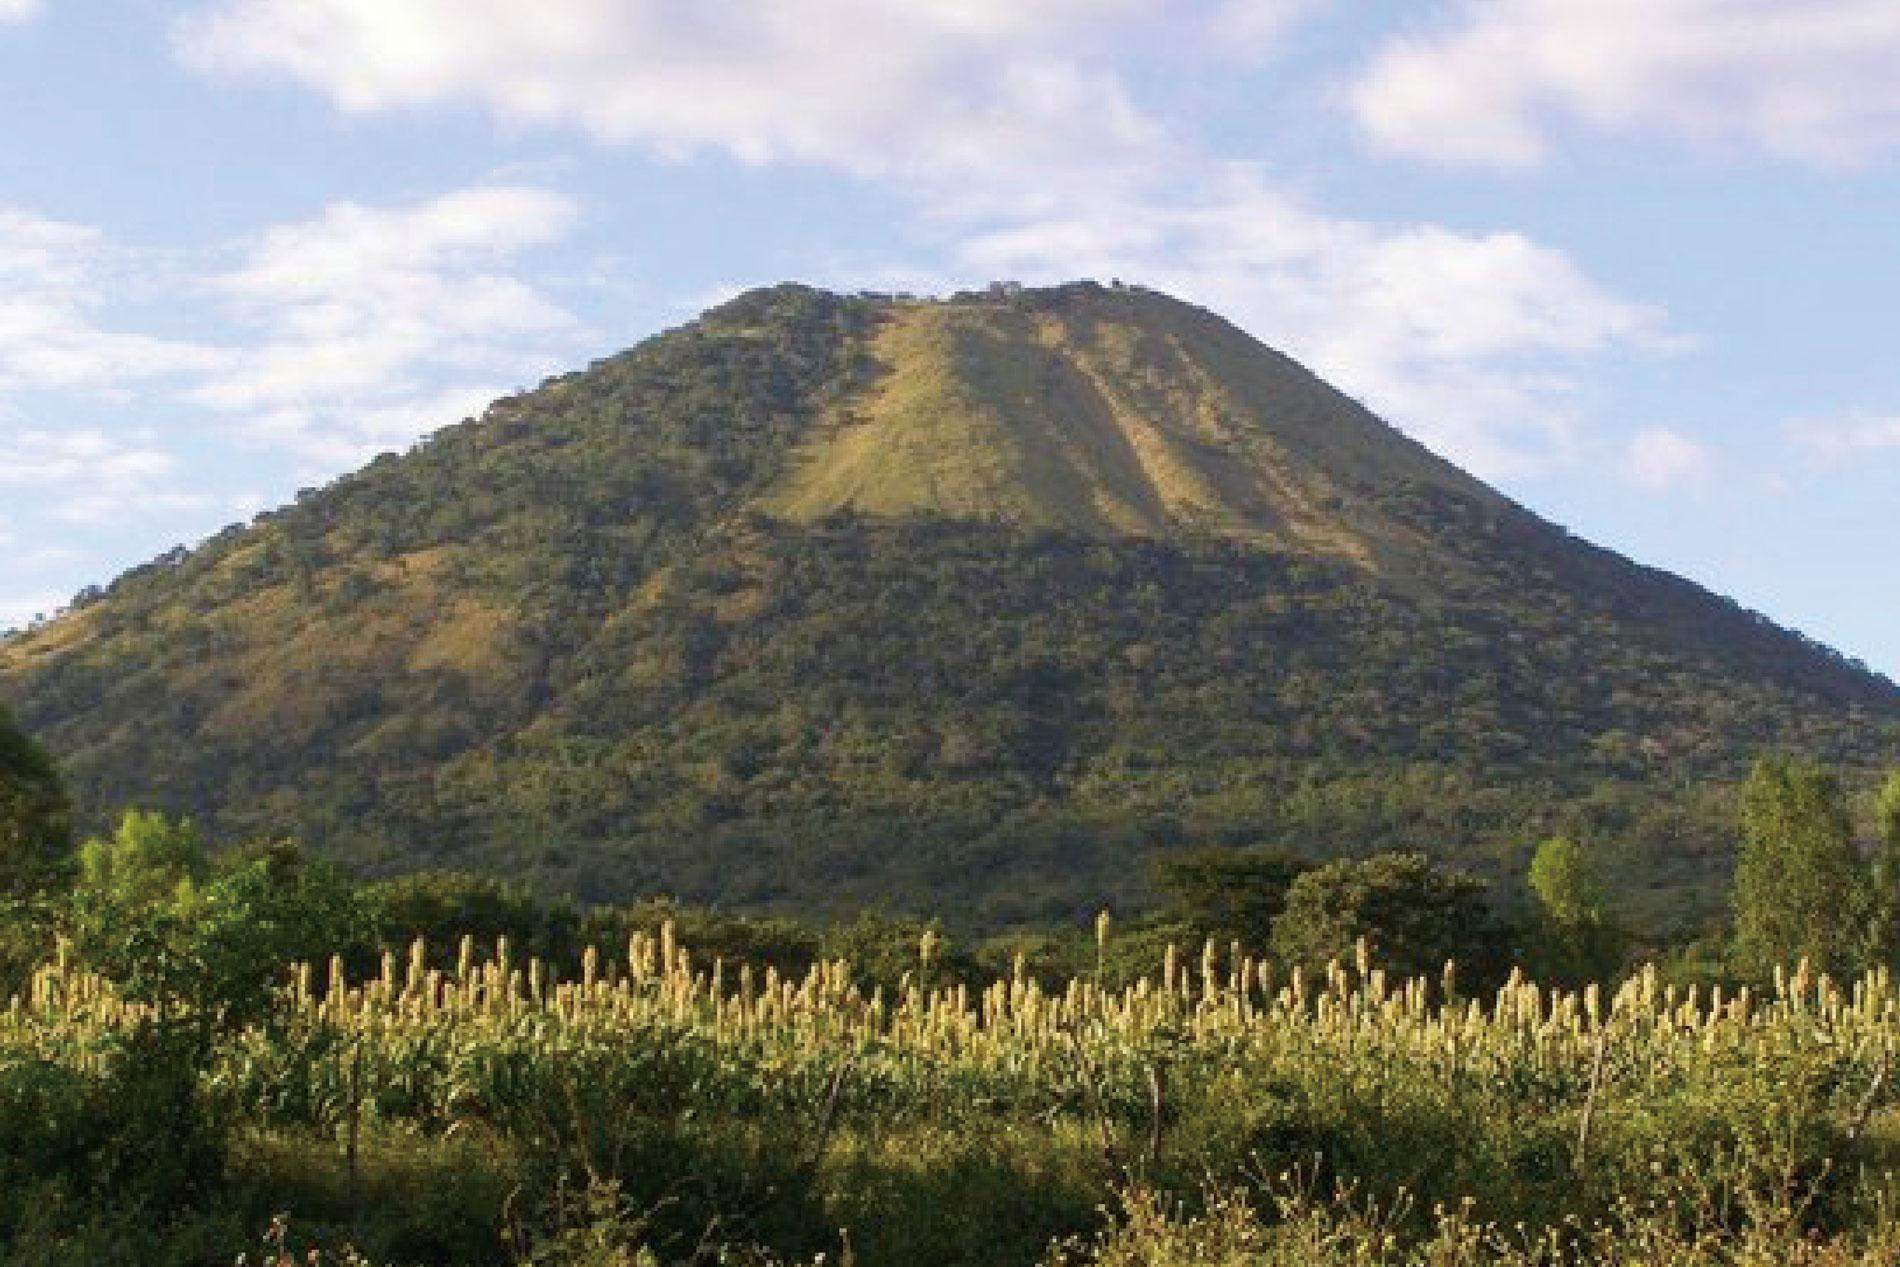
left=0, top=760, right=1614, bottom=1007
left=8, top=809, right=1521, bottom=1008
left=8, top=686, right=1900, bottom=1013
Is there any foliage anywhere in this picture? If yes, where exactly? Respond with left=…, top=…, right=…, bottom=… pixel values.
left=1270, top=852, right=1504, bottom=984
left=0, top=899, right=47, bottom=1001
left=1879, top=772, right=1900, bottom=854
left=0, top=1014, right=223, bottom=1253
left=0, top=701, right=71, bottom=899
left=1525, top=836, right=1624, bottom=985
left=579, top=897, right=827, bottom=984
left=3, top=277, right=1897, bottom=1262
left=1150, top=847, right=1310, bottom=951
left=1051, top=1183, right=1900, bottom=1266
left=1871, top=772, right=1900, bottom=968
left=77, top=808, right=212, bottom=907
left=817, top=910, right=967, bottom=994
left=65, top=835, right=363, bottom=1029
left=361, top=869, right=579, bottom=970
left=1732, top=757, right=1863, bottom=978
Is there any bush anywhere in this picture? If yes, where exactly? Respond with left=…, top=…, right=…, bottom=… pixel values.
left=1271, top=852, right=1508, bottom=984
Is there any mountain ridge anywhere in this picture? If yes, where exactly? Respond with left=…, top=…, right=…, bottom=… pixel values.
left=3, top=280, right=1894, bottom=927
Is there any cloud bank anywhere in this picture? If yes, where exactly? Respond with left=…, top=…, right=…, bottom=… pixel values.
left=0, top=210, right=221, bottom=393
left=1354, top=0, right=1900, bottom=167
left=1788, top=413, right=1900, bottom=462
left=177, top=0, right=1165, bottom=186
left=193, top=184, right=581, bottom=467
left=1626, top=428, right=1713, bottom=491
left=0, top=186, right=585, bottom=538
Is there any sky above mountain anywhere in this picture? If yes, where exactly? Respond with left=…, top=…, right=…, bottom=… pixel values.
left=1, top=0, right=1896, bottom=677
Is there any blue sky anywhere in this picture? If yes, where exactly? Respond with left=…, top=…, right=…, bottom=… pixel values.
left=1, top=0, right=1896, bottom=679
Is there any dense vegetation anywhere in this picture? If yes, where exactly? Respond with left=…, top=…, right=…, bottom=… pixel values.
left=11, top=877, right=1900, bottom=1265
left=0, top=702, right=69, bottom=899
left=3, top=283, right=1895, bottom=935
left=6, top=736, right=1900, bottom=1262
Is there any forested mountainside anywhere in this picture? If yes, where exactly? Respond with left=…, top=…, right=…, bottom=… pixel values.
left=4, top=281, right=1894, bottom=928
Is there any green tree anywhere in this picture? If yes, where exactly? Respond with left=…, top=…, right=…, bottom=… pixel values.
left=0, top=703, right=71, bottom=898
left=1525, top=836, right=1623, bottom=985
left=76, top=809, right=210, bottom=908
left=1151, top=846, right=1311, bottom=952
left=820, top=911, right=971, bottom=995
left=1731, top=756, right=1861, bottom=978
left=68, top=837, right=362, bottom=1029
left=42, top=837, right=364, bottom=1242
left=1877, top=771, right=1900, bottom=861
left=1270, top=851, right=1504, bottom=985
left=362, top=869, right=578, bottom=969
left=1864, top=771, right=1900, bottom=967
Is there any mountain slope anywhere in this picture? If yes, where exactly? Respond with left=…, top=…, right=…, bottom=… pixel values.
left=3, top=281, right=1895, bottom=928
left=762, top=290, right=1501, bottom=578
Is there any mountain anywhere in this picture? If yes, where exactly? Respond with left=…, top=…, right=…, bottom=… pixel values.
left=3, top=281, right=1895, bottom=928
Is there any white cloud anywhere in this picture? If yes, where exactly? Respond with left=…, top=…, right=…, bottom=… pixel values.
left=0, top=0, right=41, bottom=24
left=0, top=186, right=581, bottom=548
left=1787, top=412, right=1900, bottom=461
left=1625, top=428, right=1712, bottom=491
left=241, top=386, right=515, bottom=472
left=177, top=0, right=1166, bottom=186
left=0, top=427, right=213, bottom=527
left=1353, top=0, right=1900, bottom=167
left=0, top=181, right=589, bottom=571
left=53, top=488, right=218, bottom=526
left=0, top=427, right=178, bottom=486
left=956, top=166, right=1668, bottom=476
left=188, top=185, right=582, bottom=465
left=11, top=543, right=81, bottom=569
left=1205, top=0, right=1327, bottom=55
left=0, top=210, right=222, bottom=392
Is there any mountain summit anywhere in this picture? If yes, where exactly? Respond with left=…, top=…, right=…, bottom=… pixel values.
left=4, top=282, right=1894, bottom=925
left=759, top=284, right=1500, bottom=576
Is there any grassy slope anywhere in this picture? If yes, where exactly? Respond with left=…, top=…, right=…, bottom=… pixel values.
left=766, top=291, right=1502, bottom=580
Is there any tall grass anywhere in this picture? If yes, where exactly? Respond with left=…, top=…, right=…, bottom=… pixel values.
left=7, top=930, right=1900, bottom=1264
